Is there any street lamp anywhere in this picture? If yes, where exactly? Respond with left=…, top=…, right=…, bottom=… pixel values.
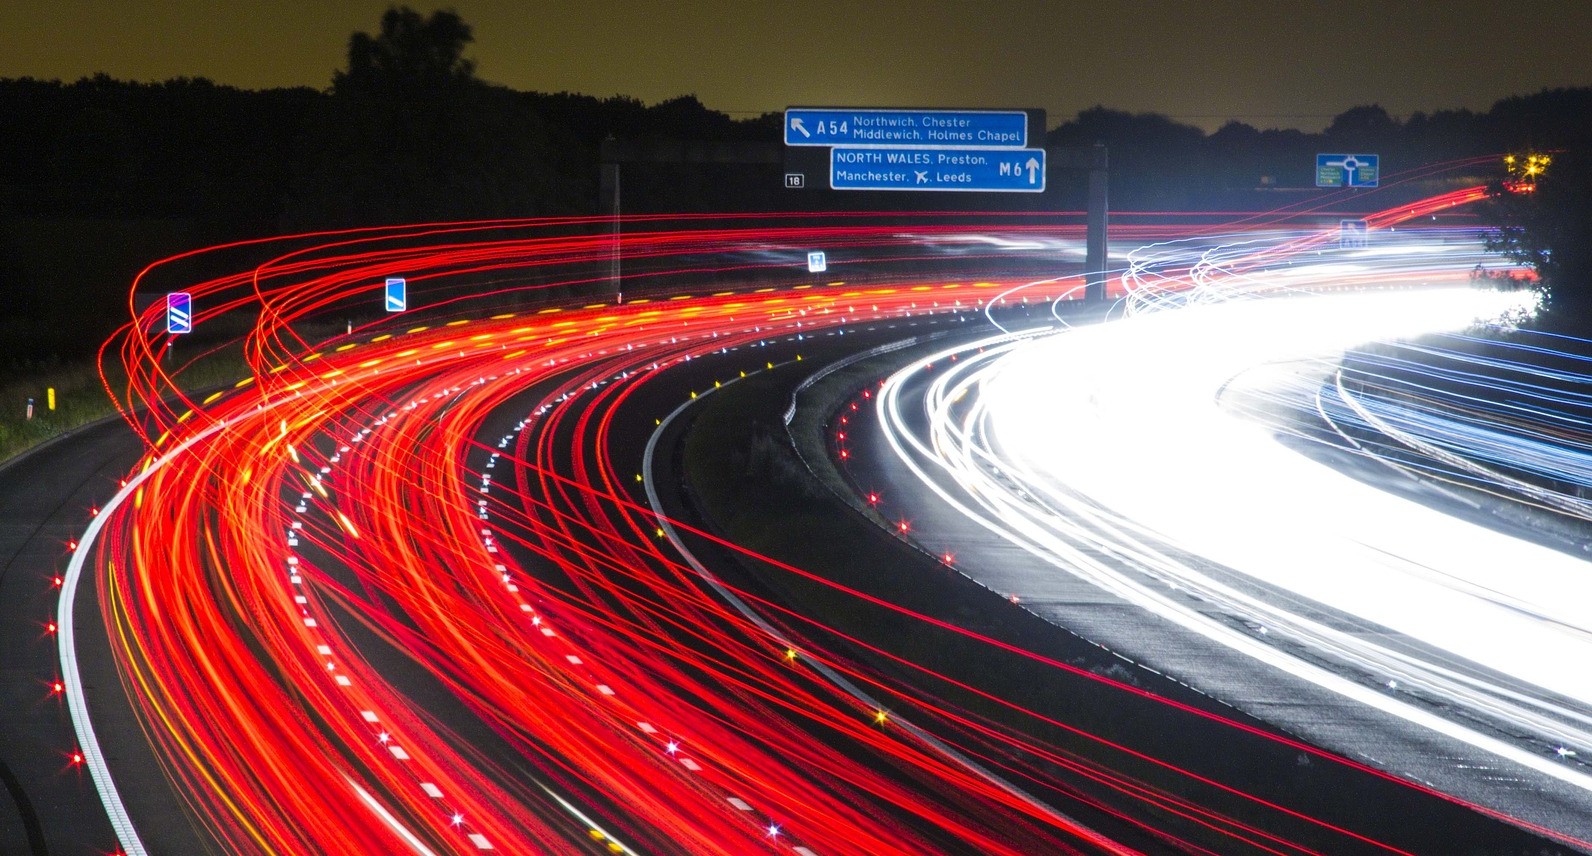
left=1504, top=152, right=1550, bottom=190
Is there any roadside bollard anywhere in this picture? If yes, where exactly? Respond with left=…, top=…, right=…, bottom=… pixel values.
left=26, top=397, right=34, bottom=420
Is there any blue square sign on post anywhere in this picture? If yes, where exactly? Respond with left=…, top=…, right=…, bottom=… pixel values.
left=1340, top=219, right=1369, bottom=249
left=384, top=277, right=406, bottom=312
left=166, top=292, right=192, bottom=334
left=807, top=251, right=827, bottom=273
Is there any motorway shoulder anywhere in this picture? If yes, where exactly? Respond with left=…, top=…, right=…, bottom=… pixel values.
left=0, top=414, right=209, bottom=855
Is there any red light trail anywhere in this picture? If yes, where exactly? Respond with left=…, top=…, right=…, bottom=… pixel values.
left=45, top=198, right=1581, bottom=854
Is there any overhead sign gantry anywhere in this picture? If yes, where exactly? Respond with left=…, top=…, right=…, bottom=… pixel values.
left=783, top=107, right=1045, bottom=194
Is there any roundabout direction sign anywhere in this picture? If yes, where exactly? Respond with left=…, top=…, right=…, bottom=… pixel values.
left=1317, top=153, right=1380, bottom=187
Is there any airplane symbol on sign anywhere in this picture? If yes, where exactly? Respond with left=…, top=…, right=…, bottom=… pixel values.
left=915, top=171, right=929, bottom=184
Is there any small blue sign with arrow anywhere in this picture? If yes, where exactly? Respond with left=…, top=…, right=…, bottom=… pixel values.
left=385, top=277, right=406, bottom=313
left=166, top=292, right=192, bottom=334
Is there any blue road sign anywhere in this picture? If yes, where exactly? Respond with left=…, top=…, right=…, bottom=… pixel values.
left=384, top=277, right=406, bottom=313
left=1339, top=219, right=1369, bottom=249
left=830, top=147, right=1045, bottom=192
left=1317, top=154, right=1380, bottom=188
left=166, top=292, right=192, bottom=334
left=807, top=251, right=827, bottom=273
left=786, top=108, right=1027, bottom=148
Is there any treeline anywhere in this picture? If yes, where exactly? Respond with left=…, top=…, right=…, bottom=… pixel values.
left=0, top=74, right=780, bottom=238
left=5, top=6, right=1590, bottom=232
left=1048, top=91, right=1592, bottom=208
left=4, top=76, right=1589, bottom=230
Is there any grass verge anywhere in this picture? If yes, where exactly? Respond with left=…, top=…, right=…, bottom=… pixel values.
left=0, top=347, right=250, bottom=465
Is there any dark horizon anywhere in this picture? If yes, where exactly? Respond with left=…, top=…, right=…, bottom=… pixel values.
left=5, top=0, right=1591, bottom=132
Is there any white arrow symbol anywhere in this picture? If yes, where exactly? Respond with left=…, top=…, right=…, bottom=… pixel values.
left=791, top=117, right=811, bottom=138
left=1025, top=157, right=1040, bottom=184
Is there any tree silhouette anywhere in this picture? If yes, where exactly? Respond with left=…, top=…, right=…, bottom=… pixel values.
left=333, top=7, right=478, bottom=96
left=287, top=7, right=585, bottom=228
left=1324, top=104, right=1397, bottom=138
left=1485, top=150, right=1592, bottom=316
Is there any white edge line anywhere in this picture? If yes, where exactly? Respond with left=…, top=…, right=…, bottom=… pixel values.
left=58, top=422, right=236, bottom=856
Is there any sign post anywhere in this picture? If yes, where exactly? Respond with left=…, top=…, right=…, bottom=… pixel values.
left=781, top=105, right=1109, bottom=300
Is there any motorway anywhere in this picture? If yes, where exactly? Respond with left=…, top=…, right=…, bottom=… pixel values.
left=3, top=203, right=1587, bottom=853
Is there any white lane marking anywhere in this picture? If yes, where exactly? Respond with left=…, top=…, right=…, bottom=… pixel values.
left=349, top=777, right=439, bottom=856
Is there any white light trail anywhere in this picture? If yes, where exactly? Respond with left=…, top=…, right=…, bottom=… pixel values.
left=879, top=228, right=1592, bottom=795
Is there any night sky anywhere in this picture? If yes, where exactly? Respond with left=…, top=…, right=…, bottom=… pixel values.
left=6, top=1, right=1591, bottom=130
